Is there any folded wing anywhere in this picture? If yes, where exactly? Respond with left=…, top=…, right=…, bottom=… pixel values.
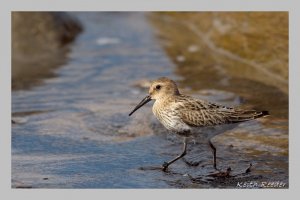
left=174, top=95, right=269, bottom=127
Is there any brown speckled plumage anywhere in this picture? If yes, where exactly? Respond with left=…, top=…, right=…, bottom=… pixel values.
left=150, top=78, right=268, bottom=134
left=129, top=77, right=269, bottom=171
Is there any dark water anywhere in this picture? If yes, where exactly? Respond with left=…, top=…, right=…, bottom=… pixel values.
left=12, top=12, right=288, bottom=188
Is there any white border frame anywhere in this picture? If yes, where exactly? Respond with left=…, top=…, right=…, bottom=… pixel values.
left=1, top=0, right=299, bottom=199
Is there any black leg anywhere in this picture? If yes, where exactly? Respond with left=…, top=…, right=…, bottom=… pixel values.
left=162, top=137, right=187, bottom=171
left=208, top=139, right=217, bottom=170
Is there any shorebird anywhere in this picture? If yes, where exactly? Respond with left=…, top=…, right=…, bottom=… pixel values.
left=129, top=77, right=269, bottom=171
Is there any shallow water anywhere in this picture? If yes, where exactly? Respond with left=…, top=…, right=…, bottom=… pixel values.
left=12, top=12, right=288, bottom=188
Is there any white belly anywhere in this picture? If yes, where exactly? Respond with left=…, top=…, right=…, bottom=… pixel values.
left=152, top=106, right=191, bottom=134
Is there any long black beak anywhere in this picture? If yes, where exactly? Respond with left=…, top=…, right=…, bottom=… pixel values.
left=129, top=95, right=152, bottom=116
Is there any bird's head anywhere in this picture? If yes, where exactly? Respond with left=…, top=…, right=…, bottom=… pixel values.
left=129, top=77, right=180, bottom=116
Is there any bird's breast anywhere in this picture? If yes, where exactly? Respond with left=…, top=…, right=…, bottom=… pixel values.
left=152, top=101, right=191, bottom=134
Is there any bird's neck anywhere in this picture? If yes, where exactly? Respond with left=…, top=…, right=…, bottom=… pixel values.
left=155, top=95, right=177, bottom=106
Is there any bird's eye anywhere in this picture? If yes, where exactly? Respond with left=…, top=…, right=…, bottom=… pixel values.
left=156, top=85, right=161, bottom=90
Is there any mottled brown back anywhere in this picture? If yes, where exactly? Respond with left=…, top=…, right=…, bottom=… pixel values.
left=174, top=95, right=269, bottom=127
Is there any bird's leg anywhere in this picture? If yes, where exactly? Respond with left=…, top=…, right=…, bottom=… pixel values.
left=162, top=137, right=187, bottom=171
left=208, top=139, right=218, bottom=170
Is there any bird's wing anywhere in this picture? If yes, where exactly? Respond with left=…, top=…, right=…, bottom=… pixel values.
left=226, top=109, right=269, bottom=123
left=174, top=95, right=268, bottom=127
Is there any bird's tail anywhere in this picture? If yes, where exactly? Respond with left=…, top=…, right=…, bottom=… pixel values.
left=228, top=110, right=269, bottom=123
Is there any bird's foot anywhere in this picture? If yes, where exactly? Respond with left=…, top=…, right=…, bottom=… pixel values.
left=162, top=162, right=169, bottom=171
left=213, top=164, right=221, bottom=172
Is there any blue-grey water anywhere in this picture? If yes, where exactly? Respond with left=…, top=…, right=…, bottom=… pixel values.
left=12, top=12, right=288, bottom=188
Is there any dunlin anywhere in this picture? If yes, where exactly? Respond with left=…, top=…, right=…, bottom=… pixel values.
left=129, top=77, right=269, bottom=171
